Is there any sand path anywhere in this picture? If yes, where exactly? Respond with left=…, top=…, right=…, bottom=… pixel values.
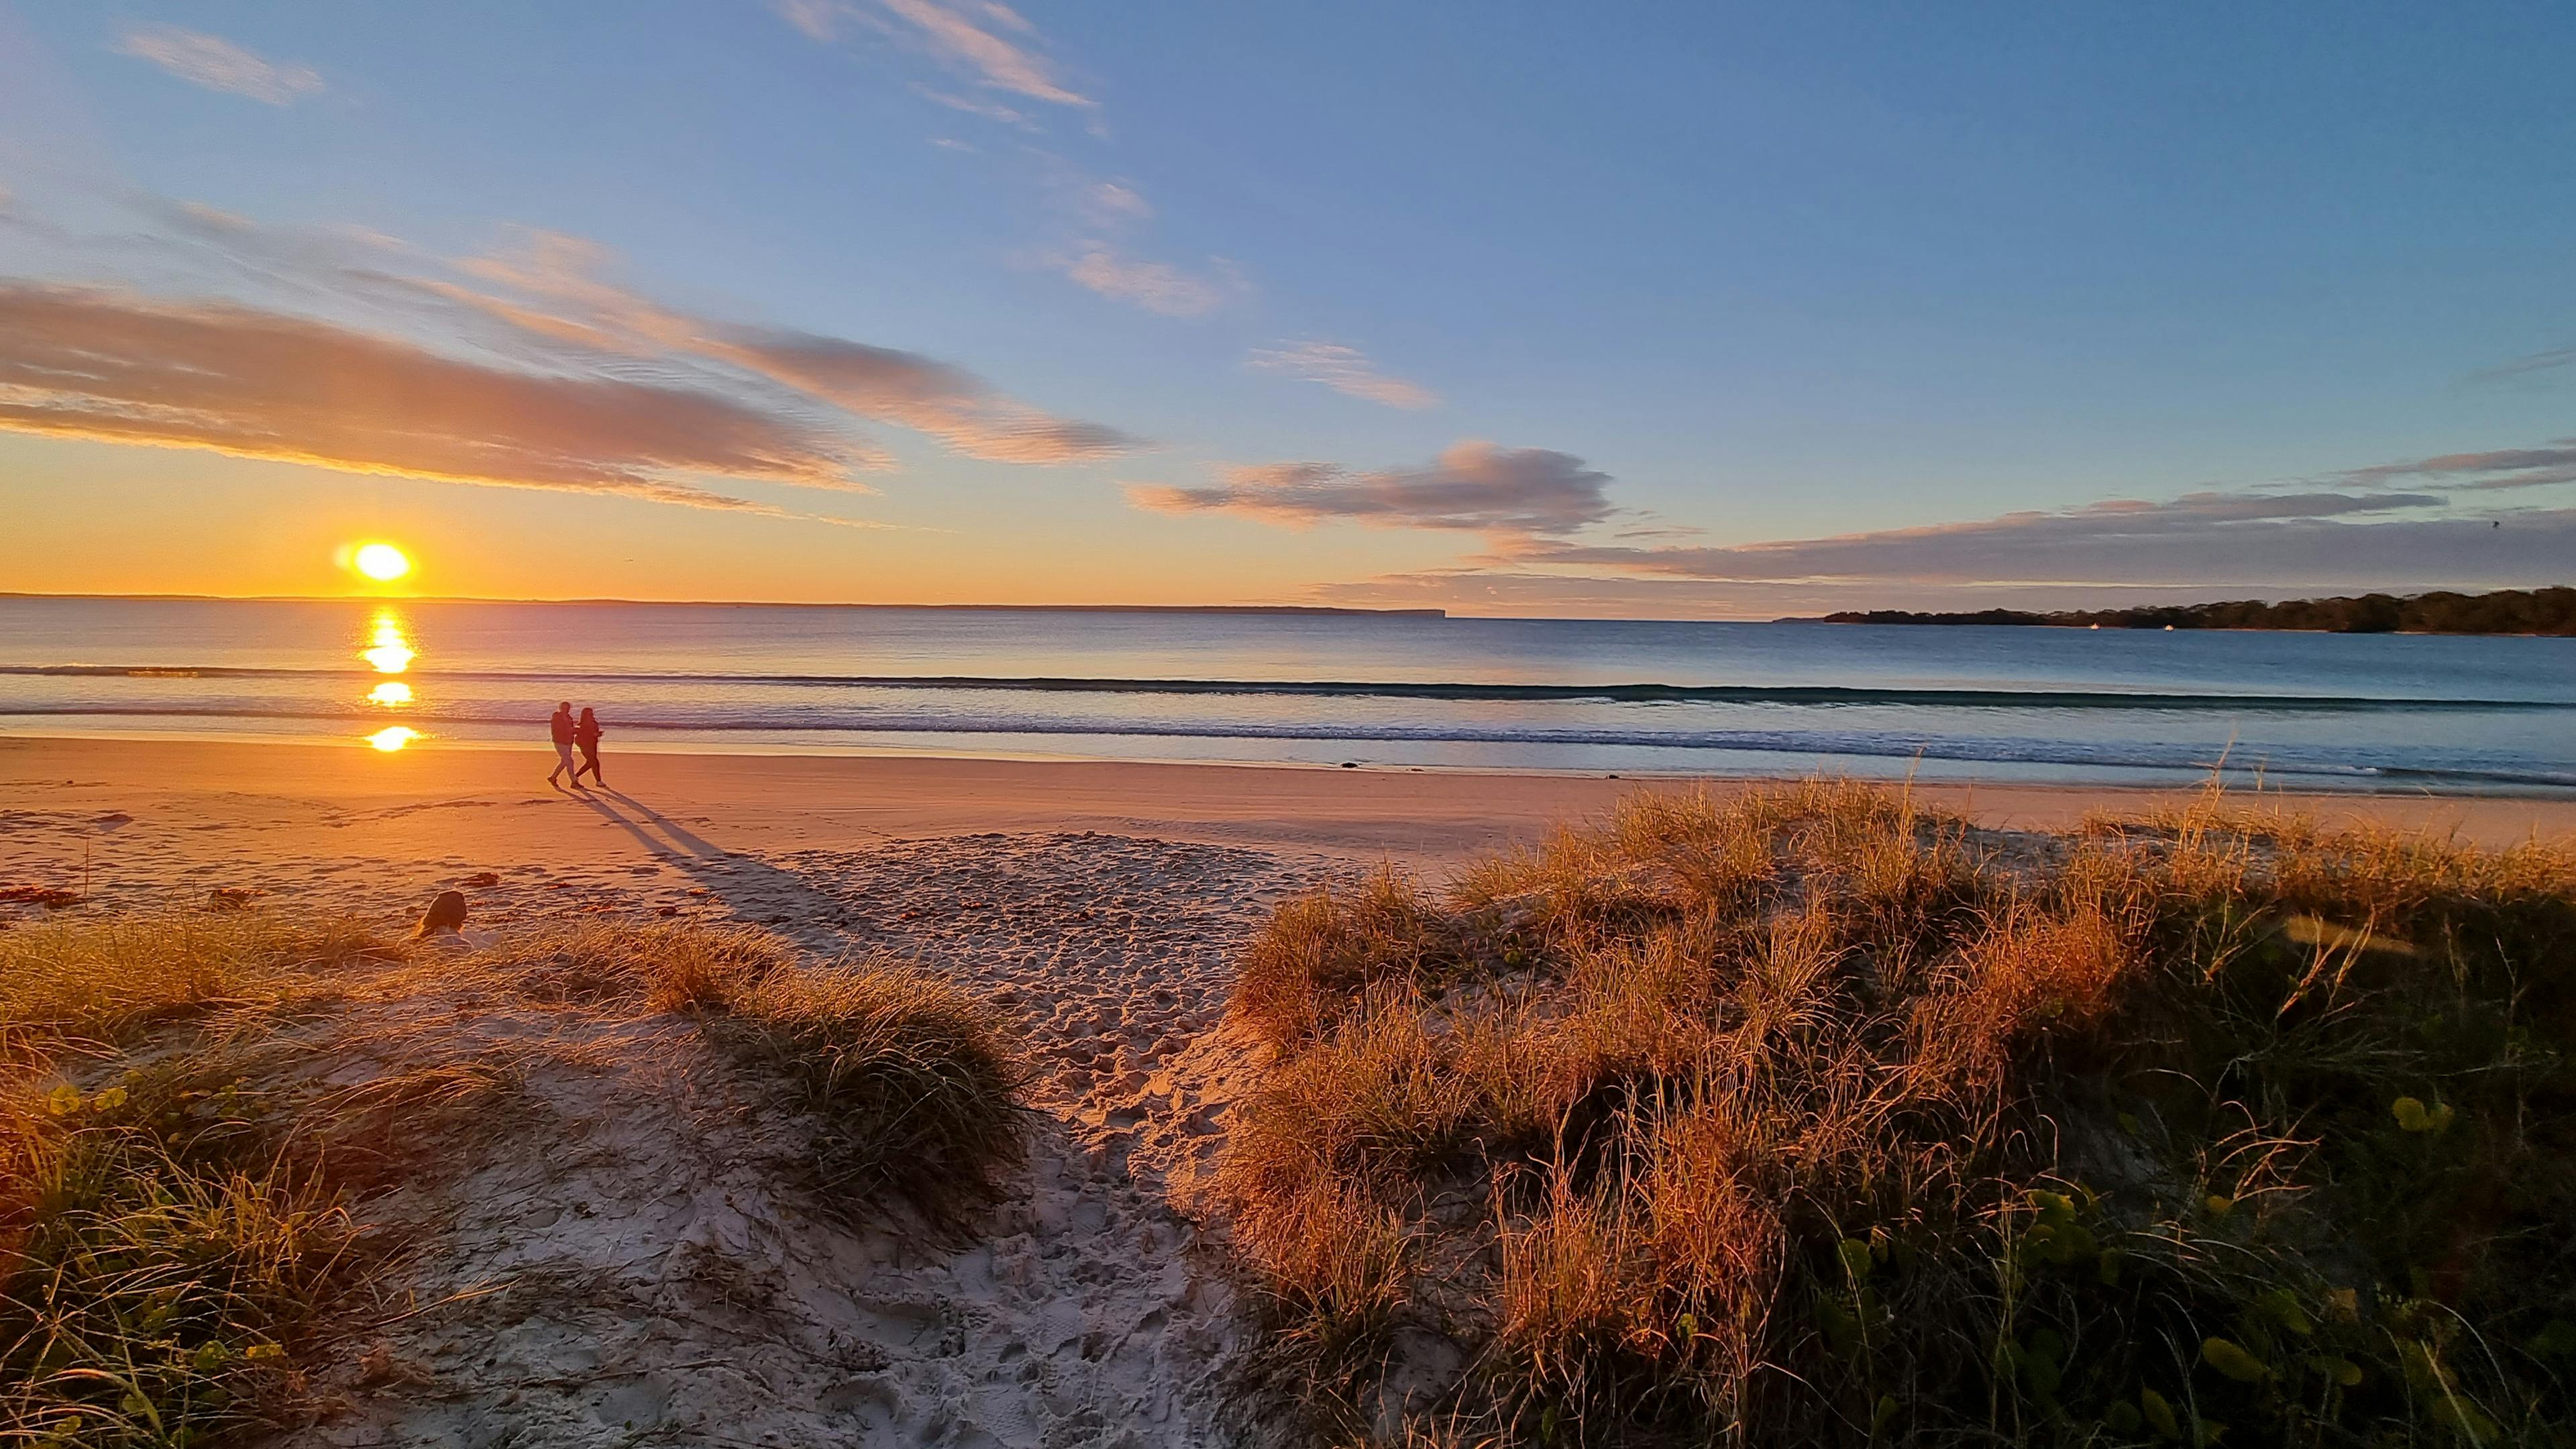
left=49, top=814, right=1334, bottom=1447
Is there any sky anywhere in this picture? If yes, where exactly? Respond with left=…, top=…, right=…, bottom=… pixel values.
left=1, top=1, right=2572, bottom=617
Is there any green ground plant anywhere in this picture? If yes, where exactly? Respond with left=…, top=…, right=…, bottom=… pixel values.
left=1217, top=781, right=2576, bottom=1447
left=1, top=914, right=396, bottom=1447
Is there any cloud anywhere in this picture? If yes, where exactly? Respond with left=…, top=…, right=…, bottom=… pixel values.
left=1247, top=340, right=1438, bottom=410
left=1505, top=489, right=2568, bottom=589
left=2469, top=347, right=2576, bottom=383
left=1055, top=248, right=1244, bottom=317
left=873, top=0, right=1092, bottom=109
left=1132, top=441, right=1615, bottom=537
left=2339, top=441, right=2576, bottom=492
left=914, top=85, right=1030, bottom=125
left=775, top=0, right=847, bottom=42
left=1085, top=181, right=1152, bottom=225
left=113, top=24, right=322, bottom=105
left=713, top=329, right=1138, bottom=464
left=0, top=283, right=874, bottom=513
left=439, top=230, right=1140, bottom=464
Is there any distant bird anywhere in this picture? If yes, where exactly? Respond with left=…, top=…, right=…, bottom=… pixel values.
left=415, top=889, right=470, bottom=937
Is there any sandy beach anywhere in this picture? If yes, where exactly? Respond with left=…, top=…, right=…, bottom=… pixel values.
left=7, top=737, right=2573, bottom=909
left=6, top=737, right=2574, bottom=1446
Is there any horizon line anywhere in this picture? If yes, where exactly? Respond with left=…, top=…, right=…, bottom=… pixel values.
left=0, top=590, right=1450, bottom=619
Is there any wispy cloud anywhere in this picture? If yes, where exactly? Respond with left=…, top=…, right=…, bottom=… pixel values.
left=775, top=0, right=847, bottom=43
left=1084, top=181, right=1152, bottom=225
left=446, top=230, right=1142, bottom=464
left=1131, top=441, right=1614, bottom=537
left=869, top=0, right=1092, bottom=109
left=113, top=24, right=322, bottom=105
left=913, top=85, right=1030, bottom=126
left=1503, top=490, right=2556, bottom=589
left=2469, top=347, right=2576, bottom=384
left=2337, top=440, right=2576, bottom=492
left=0, top=197, right=1143, bottom=522
left=0, top=283, right=864, bottom=513
left=1248, top=340, right=1439, bottom=410
left=775, top=0, right=1087, bottom=109
left=1055, top=247, right=1244, bottom=317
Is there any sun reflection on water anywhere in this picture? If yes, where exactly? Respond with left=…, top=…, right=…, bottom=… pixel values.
left=362, top=611, right=415, bottom=674
left=361, top=610, right=422, bottom=750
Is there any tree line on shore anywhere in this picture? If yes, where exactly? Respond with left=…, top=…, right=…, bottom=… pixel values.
left=1816, top=585, right=2576, bottom=635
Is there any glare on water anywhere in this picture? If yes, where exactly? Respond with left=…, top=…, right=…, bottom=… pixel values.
left=358, top=609, right=423, bottom=749
left=361, top=612, right=415, bottom=674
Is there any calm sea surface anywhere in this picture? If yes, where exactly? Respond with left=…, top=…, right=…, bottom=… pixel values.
left=2, top=597, right=2571, bottom=792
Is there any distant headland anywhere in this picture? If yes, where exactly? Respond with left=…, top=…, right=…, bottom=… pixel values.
left=1804, top=586, right=2575, bottom=637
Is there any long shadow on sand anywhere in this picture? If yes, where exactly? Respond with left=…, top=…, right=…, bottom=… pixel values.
left=561, top=784, right=857, bottom=947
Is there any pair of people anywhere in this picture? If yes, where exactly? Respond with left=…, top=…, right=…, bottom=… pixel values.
left=546, top=702, right=606, bottom=788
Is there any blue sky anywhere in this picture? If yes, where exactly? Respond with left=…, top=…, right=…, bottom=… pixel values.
left=1, top=1, right=2571, bottom=614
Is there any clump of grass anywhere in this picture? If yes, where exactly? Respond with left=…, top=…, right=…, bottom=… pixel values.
left=1, top=1059, right=362, bottom=1446
left=451, top=918, right=796, bottom=1011
left=0, top=913, right=386, bottom=1071
left=725, top=963, right=1030, bottom=1232
left=1216, top=782, right=2576, bottom=1446
left=0, top=913, right=413, bottom=1447
left=496, top=922, right=1032, bottom=1231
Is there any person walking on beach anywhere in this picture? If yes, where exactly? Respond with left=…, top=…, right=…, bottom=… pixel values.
left=547, top=700, right=581, bottom=788
left=572, top=706, right=606, bottom=786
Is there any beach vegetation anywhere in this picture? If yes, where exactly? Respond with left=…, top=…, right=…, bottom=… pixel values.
left=1217, top=780, right=2576, bottom=1446
left=1, top=913, right=1027, bottom=1443
left=462, top=920, right=1031, bottom=1230
left=0, top=914, right=406, bottom=1446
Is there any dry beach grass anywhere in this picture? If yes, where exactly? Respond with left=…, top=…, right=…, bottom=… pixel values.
left=0, top=916, right=1030, bottom=1446
left=1216, top=781, right=2576, bottom=1446
left=3, top=775, right=2573, bottom=1448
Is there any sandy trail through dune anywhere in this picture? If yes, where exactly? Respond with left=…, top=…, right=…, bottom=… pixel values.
left=4, top=798, right=1339, bottom=1446
left=258, top=829, right=1337, bottom=1449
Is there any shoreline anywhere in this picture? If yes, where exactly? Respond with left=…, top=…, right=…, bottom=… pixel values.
left=4, top=739, right=2571, bottom=905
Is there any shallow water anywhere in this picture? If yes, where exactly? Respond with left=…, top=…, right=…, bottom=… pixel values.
left=2, top=596, right=2570, bottom=792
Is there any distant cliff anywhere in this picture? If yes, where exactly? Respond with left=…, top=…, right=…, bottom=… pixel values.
left=1809, top=586, right=2576, bottom=636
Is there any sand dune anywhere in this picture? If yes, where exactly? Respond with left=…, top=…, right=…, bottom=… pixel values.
left=4, top=738, right=2571, bottom=1445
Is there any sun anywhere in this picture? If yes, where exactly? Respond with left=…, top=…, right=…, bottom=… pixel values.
left=352, top=543, right=413, bottom=582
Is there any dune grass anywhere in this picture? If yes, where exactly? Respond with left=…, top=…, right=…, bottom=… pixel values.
left=458, top=919, right=1031, bottom=1230
left=0, top=913, right=384, bottom=1074
left=2, top=913, right=1026, bottom=1444
left=1217, top=780, right=2576, bottom=1446
left=0, top=914, right=402, bottom=1446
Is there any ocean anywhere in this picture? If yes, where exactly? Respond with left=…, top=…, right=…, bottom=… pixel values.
left=1, top=596, right=2571, bottom=793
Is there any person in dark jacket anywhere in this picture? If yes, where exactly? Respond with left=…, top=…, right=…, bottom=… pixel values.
left=573, top=707, right=606, bottom=786
left=547, top=701, right=580, bottom=788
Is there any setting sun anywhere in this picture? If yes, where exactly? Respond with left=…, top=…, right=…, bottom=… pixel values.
left=353, top=543, right=412, bottom=582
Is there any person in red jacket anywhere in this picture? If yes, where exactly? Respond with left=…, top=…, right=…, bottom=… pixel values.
left=573, top=706, right=606, bottom=786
